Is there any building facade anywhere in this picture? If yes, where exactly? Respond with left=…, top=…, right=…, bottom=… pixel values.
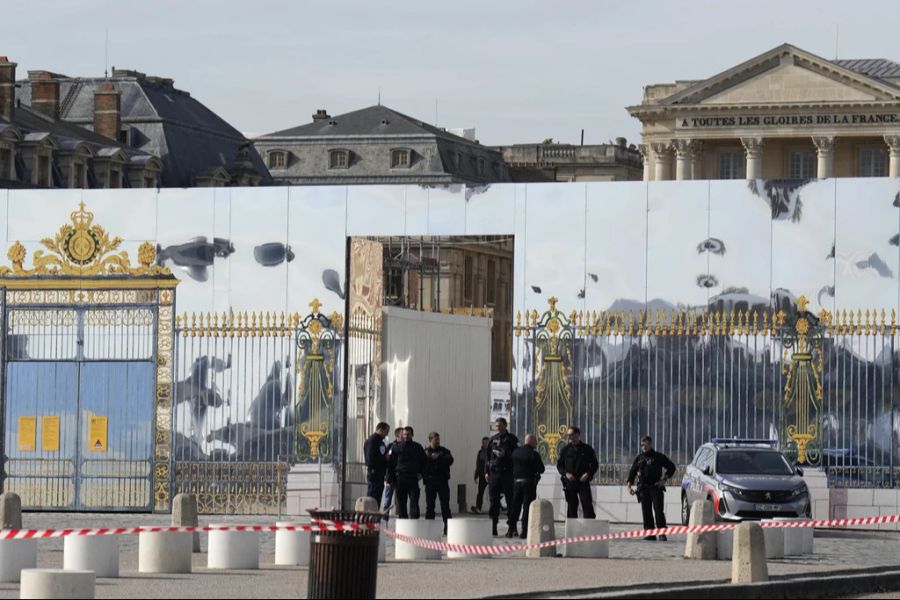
left=628, top=44, right=900, bottom=180
left=255, top=105, right=510, bottom=185
left=496, top=138, right=643, bottom=182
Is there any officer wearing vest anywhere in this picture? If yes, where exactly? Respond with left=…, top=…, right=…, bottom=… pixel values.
left=486, top=417, right=519, bottom=536
left=626, top=435, right=676, bottom=541
left=364, top=422, right=390, bottom=503
left=556, top=426, right=599, bottom=518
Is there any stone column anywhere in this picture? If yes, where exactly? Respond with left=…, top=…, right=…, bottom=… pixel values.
left=651, top=142, right=671, bottom=181
left=885, top=135, right=900, bottom=178
left=741, top=137, right=764, bottom=180
left=638, top=144, right=651, bottom=181
left=690, top=141, right=704, bottom=180
left=812, top=136, right=835, bottom=179
left=673, top=139, right=693, bottom=180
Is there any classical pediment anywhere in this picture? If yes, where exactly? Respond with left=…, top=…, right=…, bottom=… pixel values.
left=663, top=44, right=900, bottom=107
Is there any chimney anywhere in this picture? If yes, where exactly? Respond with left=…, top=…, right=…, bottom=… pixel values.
left=28, top=71, right=60, bottom=120
left=312, top=109, right=330, bottom=121
left=0, top=56, right=17, bottom=121
left=616, top=137, right=627, bottom=148
left=93, top=82, right=121, bottom=141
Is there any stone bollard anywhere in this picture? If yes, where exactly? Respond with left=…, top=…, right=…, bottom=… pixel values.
left=138, top=531, right=192, bottom=574
left=775, top=517, right=813, bottom=555
left=20, top=569, right=95, bottom=600
left=394, top=519, right=442, bottom=561
left=563, top=519, right=609, bottom=558
left=275, top=521, right=311, bottom=566
left=716, top=529, right=734, bottom=560
left=526, top=499, right=555, bottom=558
left=731, top=522, right=768, bottom=584
left=760, top=520, right=785, bottom=559
left=172, top=493, right=201, bottom=553
left=684, top=500, right=717, bottom=560
left=447, top=519, right=492, bottom=559
left=0, top=492, right=22, bottom=529
left=63, top=535, right=119, bottom=578
left=457, top=484, right=467, bottom=514
left=208, top=524, right=259, bottom=570
left=355, top=496, right=386, bottom=562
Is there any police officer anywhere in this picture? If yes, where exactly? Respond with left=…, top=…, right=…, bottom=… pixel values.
left=364, top=422, right=390, bottom=503
left=471, top=437, right=490, bottom=514
left=388, top=426, right=427, bottom=519
left=626, top=435, right=676, bottom=541
left=486, top=417, right=519, bottom=536
left=509, top=433, right=544, bottom=538
left=381, top=427, right=403, bottom=520
left=557, top=426, right=599, bottom=518
left=423, top=432, right=454, bottom=535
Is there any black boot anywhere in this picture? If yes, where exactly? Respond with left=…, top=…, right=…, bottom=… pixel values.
left=443, top=521, right=448, bottom=536
left=492, top=520, right=499, bottom=537
left=506, top=526, right=518, bottom=538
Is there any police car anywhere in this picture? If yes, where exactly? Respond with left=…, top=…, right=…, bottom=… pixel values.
left=681, top=438, right=811, bottom=524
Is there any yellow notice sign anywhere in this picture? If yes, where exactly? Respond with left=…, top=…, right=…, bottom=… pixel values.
left=42, top=416, right=60, bottom=452
left=89, top=416, right=108, bottom=452
left=18, top=416, right=37, bottom=452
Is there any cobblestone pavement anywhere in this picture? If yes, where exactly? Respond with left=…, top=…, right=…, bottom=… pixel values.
left=0, top=513, right=897, bottom=598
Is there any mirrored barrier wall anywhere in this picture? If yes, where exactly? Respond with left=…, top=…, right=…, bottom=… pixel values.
left=0, top=178, right=896, bottom=514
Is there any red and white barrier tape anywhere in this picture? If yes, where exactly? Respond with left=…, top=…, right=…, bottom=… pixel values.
left=1, top=513, right=897, bottom=554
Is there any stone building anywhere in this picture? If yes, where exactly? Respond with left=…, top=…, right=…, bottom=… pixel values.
left=255, top=105, right=510, bottom=185
left=495, top=138, right=643, bottom=182
left=628, top=44, right=900, bottom=180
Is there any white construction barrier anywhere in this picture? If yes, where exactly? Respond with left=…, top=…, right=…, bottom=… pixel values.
left=275, top=521, right=311, bottom=566
left=138, top=531, right=192, bottom=573
left=63, top=535, right=119, bottom=578
left=716, top=528, right=734, bottom=560
left=563, top=519, right=609, bottom=558
left=761, top=520, right=785, bottom=559
left=394, top=519, right=442, bottom=561
left=20, top=568, right=95, bottom=600
left=775, top=517, right=814, bottom=555
left=446, top=519, right=492, bottom=559
left=0, top=538, right=37, bottom=583
left=208, top=524, right=259, bottom=570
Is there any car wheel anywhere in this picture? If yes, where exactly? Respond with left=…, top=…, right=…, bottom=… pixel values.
left=681, top=493, right=689, bottom=525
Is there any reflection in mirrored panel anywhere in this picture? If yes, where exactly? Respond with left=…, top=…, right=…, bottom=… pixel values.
left=427, top=185, right=466, bottom=235
left=405, top=186, right=429, bottom=236
left=465, top=184, right=515, bottom=235
left=834, top=178, right=900, bottom=313
left=709, top=180, right=772, bottom=311
left=647, top=180, right=709, bottom=309
left=346, top=186, right=404, bottom=236
left=288, top=186, right=348, bottom=316
left=8, top=189, right=86, bottom=242
left=770, top=179, right=836, bottom=314
left=81, top=188, right=158, bottom=241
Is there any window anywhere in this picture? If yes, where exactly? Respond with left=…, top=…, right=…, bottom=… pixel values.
left=268, top=151, right=287, bottom=169
left=72, top=163, right=85, bottom=188
left=486, top=260, right=496, bottom=303
left=788, top=149, right=816, bottom=179
left=108, top=168, right=120, bottom=188
left=391, top=149, right=410, bottom=168
left=477, top=158, right=486, bottom=177
left=452, top=152, right=461, bottom=170
left=0, top=148, right=10, bottom=179
left=37, top=155, right=50, bottom=187
left=859, top=147, right=887, bottom=177
left=329, top=149, right=349, bottom=169
left=144, top=176, right=156, bottom=188
left=463, top=256, right=474, bottom=301
left=718, top=150, right=746, bottom=180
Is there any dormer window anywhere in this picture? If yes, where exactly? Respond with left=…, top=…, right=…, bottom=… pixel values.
left=477, top=157, right=486, bottom=177
left=329, top=149, right=349, bottom=169
left=391, top=149, right=411, bottom=168
left=268, top=150, right=287, bottom=169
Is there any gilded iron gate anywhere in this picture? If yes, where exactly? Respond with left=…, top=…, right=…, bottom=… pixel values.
left=0, top=202, right=179, bottom=511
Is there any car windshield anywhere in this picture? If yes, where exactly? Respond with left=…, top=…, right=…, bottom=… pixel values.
left=716, top=450, right=794, bottom=476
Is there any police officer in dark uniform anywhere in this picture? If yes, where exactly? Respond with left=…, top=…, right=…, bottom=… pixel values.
left=626, top=435, right=677, bottom=541
left=363, top=422, right=390, bottom=503
left=388, top=426, right=427, bottom=519
left=471, top=437, right=490, bottom=513
left=556, top=426, right=599, bottom=518
left=486, top=417, right=519, bottom=536
left=509, top=433, right=545, bottom=538
left=423, top=431, right=454, bottom=534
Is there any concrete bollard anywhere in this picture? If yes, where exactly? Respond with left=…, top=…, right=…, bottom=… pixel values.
left=0, top=492, right=22, bottom=529
left=731, top=522, right=768, bottom=584
left=394, top=519, right=442, bottom=561
left=716, top=528, right=734, bottom=560
left=275, top=521, right=311, bottom=566
left=172, top=493, right=201, bottom=553
left=761, top=520, right=785, bottom=559
left=207, top=524, right=259, bottom=570
left=775, top=517, right=813, bottom=555
left=138, top=531, right=192, bottom=573
left=526, top=499, right=555, bottom=558
left=563, top=519, right=609, bottom=558
left=0, top=538, right=37, bottom=583
left=355, top=496, right=386, bottom=562
left=63, top=535, right=119, bottom=578
left=20, top=569, right=95, bottom=600
left=447, top=519, right=492, bottom=559
left=684, top=500, right=717, bottom=560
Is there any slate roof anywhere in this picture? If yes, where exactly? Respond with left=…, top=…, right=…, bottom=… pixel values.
left=835, top=58, right=900, bottom=79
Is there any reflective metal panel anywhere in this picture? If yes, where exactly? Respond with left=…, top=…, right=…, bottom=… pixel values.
left=427, top=185, right=467, bottom=235
left=81, top=188, right=157, bottom=241
left=8, top=189, right=85, bottom=242
left=346, top=186, right=403, bottom=236
left=466, top=184, right=515, bottom=235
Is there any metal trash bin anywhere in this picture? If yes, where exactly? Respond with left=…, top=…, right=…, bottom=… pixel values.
left=307, top=509, right=380, bottom=599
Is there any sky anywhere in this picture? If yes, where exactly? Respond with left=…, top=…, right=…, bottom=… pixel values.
left=4, top=0, right=899, bottom=146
